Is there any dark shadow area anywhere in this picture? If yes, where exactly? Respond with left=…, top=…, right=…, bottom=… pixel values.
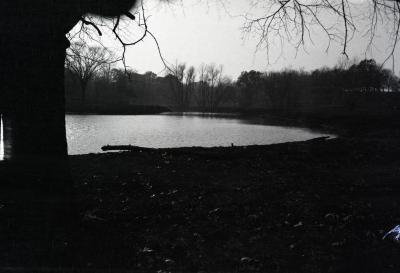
left=46, top=136, right=400, bottom=271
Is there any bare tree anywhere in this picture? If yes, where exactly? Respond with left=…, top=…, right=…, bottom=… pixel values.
left=241, top=0, right=400, bottom=65
left=167, top=62, right=196, bottom=110
left=206, top=64, right=223, bottom=111
left=66, top=43, right=115, bottom=105
left=195, top=63, right=233, bottom=111
left=185, top=66, right=197, bottom=106
left=68, top=0, right=170, bottom=73
left=196, top=64, right=210, bottom=110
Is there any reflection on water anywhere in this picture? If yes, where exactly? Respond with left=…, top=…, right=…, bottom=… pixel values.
left=0, top=114, right=3, bottom=161
left=66, top=114, right=331, bottom=155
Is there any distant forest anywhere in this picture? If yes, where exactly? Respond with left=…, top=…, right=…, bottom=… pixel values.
left=65, top=49, right=400, bottom=114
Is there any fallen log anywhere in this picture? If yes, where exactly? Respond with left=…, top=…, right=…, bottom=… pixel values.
left=101, top=145, right=153, bottom=152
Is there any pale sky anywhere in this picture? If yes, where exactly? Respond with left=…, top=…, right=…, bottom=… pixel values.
left=72, top=0, right=400, bottom=79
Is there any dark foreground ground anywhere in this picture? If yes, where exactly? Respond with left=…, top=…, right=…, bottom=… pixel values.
left=2, top=131, right=400, bottom=272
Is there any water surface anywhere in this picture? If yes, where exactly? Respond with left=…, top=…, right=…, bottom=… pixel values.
left=66, top=114, right=330, bottom=155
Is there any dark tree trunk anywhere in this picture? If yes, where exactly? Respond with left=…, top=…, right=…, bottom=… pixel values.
left=0, top=20, right=77, bottom=266
left=3, top=37, right=72, bottom=189
left=79, top=79, right=89, bottom=106
left=13, top=52, right=68, bottom=155
left=0, top=0, right=137, bottom=267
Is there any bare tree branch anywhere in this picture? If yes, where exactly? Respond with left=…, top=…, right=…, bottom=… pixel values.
left=68, top=0, right=171, bottom=76
left=241, top=0, right=398, bottom=66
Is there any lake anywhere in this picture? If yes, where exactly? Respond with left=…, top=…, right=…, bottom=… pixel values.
left=0, top=113, right=331, bottom=159
left=65, top=113, right=330, bottom=155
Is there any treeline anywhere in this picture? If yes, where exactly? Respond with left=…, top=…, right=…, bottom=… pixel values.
left=64, top=62, right=237, bottom=112
left=65, top=46, right=400, bottom=114
left=238, top=59, right=400, bottom=113
left=64, top=65, right=236, bottom=113
left=65, top=67, right=172, bottom=112
left=165, top=63, right=236, bottom=111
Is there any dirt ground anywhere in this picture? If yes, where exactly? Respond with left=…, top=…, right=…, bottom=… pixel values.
left=69, top=135, right=400, bottom=272
left=1, top=133, right=400, bottom=272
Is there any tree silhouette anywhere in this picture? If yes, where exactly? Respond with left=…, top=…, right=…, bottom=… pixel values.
left=66, top=43, right=115, bottom=105
left=0, top=0, right=144, bottom=267
left=194, top=64, right=233, bottom=111
left=237, top=70, right=263, bottom=108
left=167, top=62, right=196, bottom=111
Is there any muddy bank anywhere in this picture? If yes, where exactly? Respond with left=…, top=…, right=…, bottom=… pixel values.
left=66, top=136, right=400, bottom=272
